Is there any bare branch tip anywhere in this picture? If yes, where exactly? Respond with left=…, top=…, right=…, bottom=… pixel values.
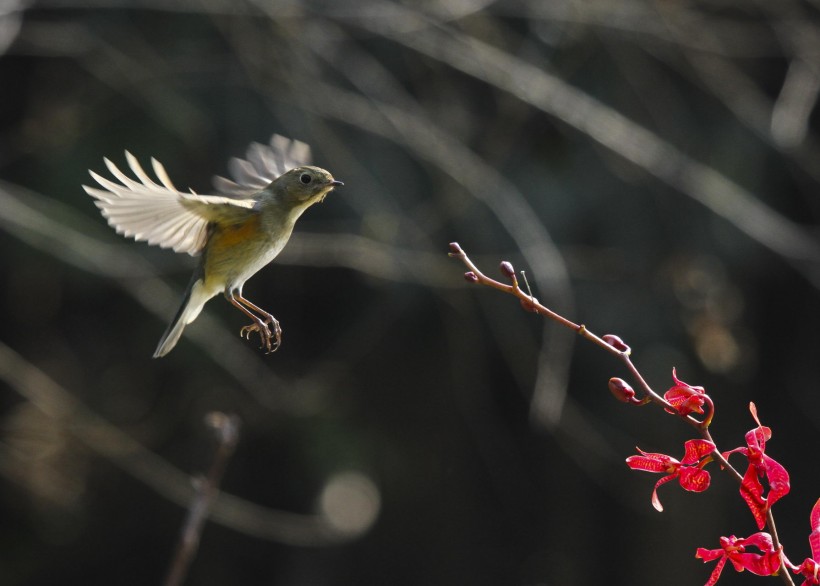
left=204, top=411, right=241, bottom=446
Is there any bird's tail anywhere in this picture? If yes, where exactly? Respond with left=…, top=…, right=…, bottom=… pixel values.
left=153, top=277, right=215, bottom=358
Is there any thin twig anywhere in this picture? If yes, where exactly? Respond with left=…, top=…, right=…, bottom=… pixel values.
left=163, top=413, right=241, bottom=586
left=450, top=242, right=673, bottom=403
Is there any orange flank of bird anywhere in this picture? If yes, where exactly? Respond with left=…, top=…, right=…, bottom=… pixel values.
left=215, top=214, right=262, bottom=248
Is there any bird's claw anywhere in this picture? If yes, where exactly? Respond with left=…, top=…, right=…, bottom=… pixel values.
left=239, top=319, right=282, bottom=354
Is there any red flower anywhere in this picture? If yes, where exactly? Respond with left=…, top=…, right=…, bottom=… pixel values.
left=626, top=439, right=715, bottom=511
left=723, top=403, right=790, bottom=529
left=664, top=368, right=710, bottom=417
left=696, top=533, right=782, bottom=586
left=789, top=498, right=820, bottom=585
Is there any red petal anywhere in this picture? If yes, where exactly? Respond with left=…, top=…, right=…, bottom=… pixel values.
left=664, top=387, right=706, bottom=416
left=681, top=439, right=716, bottom=464
left=671, top=367, right=704, bottom=393
left=810, top=498, right=820, bottom=531
left=742, top=532, right=776, bottom=553
left=679, top=467, right=712, bottom=493
left=651, top=474, right=677, bottom=512
left=739, top=467, right=768, bottom=530
left=809, top=498, right=820, bottom=561
left=626, top=452, right=675, bottom=473
left=749, top=402, right=762, bottom=427
left=733, top=551, right=781, bottom=577
left=761, top=454, right=791, bottom=507
left=794, top=558, right=820, bottom=584
left=697, top=547, right=726, bottom=563
left=722, top=446, right=748, bottom=462
left=702, top=554, right=728, bottom=586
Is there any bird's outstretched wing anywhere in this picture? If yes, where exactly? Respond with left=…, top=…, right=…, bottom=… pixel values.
left=212, top=134, right=312, bottom=197
left=84, top=152, right=257, bottom=256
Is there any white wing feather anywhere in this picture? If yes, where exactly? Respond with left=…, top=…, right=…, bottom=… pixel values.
left=84, top=151, right=256, bottom=256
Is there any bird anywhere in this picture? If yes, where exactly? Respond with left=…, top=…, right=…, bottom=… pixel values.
left=83, top=134, right=343, bottom=358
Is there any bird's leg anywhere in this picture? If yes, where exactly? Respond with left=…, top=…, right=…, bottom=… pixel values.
left=226, top=293, right=281, bottom=353
left=238, top=296, right=282, bottom=353
left=227, top=295, right=271, bottom=350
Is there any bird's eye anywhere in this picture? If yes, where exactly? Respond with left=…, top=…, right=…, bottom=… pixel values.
left=300, top=173, right=312, bottom=185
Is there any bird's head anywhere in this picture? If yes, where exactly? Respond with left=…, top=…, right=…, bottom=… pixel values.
left=275, top=166, right=343, bottom=208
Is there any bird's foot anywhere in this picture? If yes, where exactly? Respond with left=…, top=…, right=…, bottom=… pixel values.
left=240, top=317, right=282, bottom=353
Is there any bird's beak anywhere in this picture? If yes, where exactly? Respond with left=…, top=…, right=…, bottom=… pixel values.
left=330, top=180, right=344, bottom=188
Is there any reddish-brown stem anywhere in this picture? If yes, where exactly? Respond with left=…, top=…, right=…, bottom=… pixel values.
left=449, top=242, right=795, bottom=586
left=451, top=243, right=687, bottom=417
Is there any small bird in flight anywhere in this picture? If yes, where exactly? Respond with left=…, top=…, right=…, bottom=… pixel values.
left=84, top=135, right=343, bottom=357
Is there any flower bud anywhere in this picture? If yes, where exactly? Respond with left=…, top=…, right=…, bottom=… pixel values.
left=602, top=334, right=630, bottom=354
left=448, top=242, right=464, bottom=256
left=499, top=261, right=515, bottom=279
left=464, top=271, right=479, bottom=283
left=609, top=377, right=636, bottom=403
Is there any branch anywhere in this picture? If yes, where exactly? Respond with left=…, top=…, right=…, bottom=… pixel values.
left=448, top=242, right=796, bottom=585
left=163, top=413, right=241, bottom=586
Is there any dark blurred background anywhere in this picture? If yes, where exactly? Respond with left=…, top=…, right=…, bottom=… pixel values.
left=2, top=1, right=820, bottom=585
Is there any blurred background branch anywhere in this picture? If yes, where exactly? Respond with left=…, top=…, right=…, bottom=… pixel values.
left=0, top=341, right=378, bottom=547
